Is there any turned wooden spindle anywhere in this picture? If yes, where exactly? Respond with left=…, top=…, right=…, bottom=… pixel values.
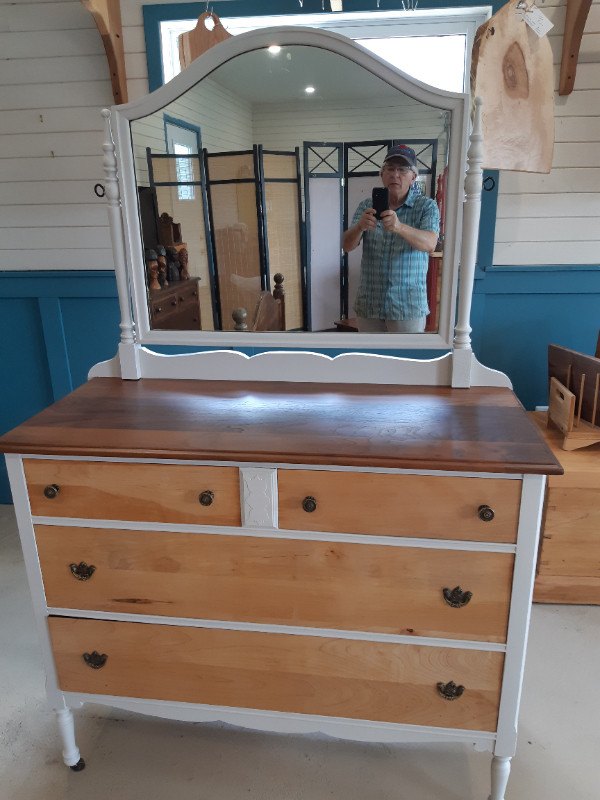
left=273, top=273, right=286, bottom=331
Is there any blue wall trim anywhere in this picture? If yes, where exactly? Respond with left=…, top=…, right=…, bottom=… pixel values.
left=0, top=271, right=121, bottom=504
left=2, top=264, right=598, bottom=503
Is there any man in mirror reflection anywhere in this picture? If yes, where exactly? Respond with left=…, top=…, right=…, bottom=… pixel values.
left=342, top=145, right=439, bottom=333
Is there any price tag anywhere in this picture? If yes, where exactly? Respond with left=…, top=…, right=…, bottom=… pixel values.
left=519, top=4, right=554, bottom=37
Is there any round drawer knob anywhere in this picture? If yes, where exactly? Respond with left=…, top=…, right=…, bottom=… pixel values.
left=478, top=504, right=495, bottom=522
left=199, top=490, right=214, bottom=506
left=302, top=496, right=317, bottom=513
left=44, top=484, right=60, bottom=499
left=437, top=680, right=465, bottom=701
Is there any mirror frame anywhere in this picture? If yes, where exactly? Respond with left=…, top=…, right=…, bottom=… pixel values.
left=108, top=26, right=469, bottom=350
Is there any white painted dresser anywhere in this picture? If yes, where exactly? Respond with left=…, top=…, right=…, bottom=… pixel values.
left=0, top=22, right=565, bottom=800
left=1, top=375, right=561, bottom=799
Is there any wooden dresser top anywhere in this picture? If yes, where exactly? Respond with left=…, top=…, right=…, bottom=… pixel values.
left=0, top=378, right=563, bottom=475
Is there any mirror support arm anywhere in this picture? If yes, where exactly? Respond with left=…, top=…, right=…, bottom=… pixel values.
left=452, top=97, right=484, bottom=389
left=102, top=109, right=141, bottom=380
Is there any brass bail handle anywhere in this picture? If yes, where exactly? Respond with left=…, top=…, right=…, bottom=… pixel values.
left=437, top=681, right=465, bottom=700
left=443, top=586, right=473, bottom=608
left=83, top=651, right=107, bottom=669
left=70, top=562, right=96, bottom=581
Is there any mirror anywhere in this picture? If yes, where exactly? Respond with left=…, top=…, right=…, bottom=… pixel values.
left=113, top=28, right=468, bottom=349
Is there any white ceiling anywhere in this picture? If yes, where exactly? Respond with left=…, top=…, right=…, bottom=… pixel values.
left=207, top=45, right=406, bottom=106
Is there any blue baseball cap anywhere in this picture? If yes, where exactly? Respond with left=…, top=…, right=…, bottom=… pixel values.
left=383, top=144, right=417, bottom=170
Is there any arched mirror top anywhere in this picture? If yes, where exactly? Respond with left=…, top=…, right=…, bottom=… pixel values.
left=108, top=26, right=470, bottom=350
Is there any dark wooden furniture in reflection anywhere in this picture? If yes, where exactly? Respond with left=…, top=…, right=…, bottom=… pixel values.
left=232, top=273, right=285, bottom=331
left=150, top=279, right=201, bottom=330
left=426, top=252, right=443, bottom=332
left=334, top=318, right=360, bottom=332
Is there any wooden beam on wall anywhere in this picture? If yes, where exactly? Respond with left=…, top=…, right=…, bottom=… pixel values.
left=80, top=0, right=128, bottom=105
left=559, top=0, right=592, bottom=96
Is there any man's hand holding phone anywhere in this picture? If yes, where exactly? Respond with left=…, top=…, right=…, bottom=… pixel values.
left=372, top=187, right=389, bottom=220
left=358, top=207, right=377, bottom=232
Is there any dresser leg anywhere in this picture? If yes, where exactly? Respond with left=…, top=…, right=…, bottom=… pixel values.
left=488, top=755, right=511, bottom=800
left=56, top=707, right=85, bottom=771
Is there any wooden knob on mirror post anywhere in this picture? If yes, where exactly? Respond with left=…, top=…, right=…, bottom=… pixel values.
left=232, top=308, right=248, bottom=330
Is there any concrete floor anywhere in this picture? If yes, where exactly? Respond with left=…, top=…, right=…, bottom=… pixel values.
left=1, top=502, right=598, bottom=800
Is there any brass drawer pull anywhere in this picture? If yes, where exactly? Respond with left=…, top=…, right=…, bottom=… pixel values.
left=83, top=651, right=107, bottom=669
left=478, top=504, right=495, bottom=522
left=199, top=490, right=214, bottom=506
left=44, top=484, right=60, bottom=499
left=443, top=586, right=473, bottom=608
left=437, top=681, right=465, bottom=701
left=302, top=496, right=317, bottom=513
left=70, top=562, right=96, bottom=581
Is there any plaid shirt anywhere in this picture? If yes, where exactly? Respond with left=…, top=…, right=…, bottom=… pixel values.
left=352, top=192, right=440, bottom=320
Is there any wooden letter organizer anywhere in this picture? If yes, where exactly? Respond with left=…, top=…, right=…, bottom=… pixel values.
left=547, top=343, right=600, bottom=451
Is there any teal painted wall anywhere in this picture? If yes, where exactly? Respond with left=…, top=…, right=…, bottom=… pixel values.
left=0, top=272, right=121, bottom=503
left=1, top=268, right=599, bottom=503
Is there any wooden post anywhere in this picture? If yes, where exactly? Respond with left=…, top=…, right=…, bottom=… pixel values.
left=559, top=0, right=593, bottom=96
left=81, top=0, right=128, bottom=105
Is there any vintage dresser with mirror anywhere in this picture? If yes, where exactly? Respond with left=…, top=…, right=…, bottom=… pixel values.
left=0, top=27, right=561, bottom=800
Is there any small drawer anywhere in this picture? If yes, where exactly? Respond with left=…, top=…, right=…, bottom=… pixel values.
left=36, top=527, right=514, bottom=642
left=48, top=617, right=504, bottom=731
left=278, top=470, right=521, bottom=543
left=24, top=459, right=240, bottom=526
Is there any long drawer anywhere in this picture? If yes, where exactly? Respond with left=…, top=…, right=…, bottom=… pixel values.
left=48, top=617, right=504, bottom=731
left=278, top=470, right=522, bottom=543
left=24, top=460, right=241, bottom=526
left=36, top=526, right=514, bottom=642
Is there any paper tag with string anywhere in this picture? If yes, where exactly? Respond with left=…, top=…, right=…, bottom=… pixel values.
left=516, top=2, right=554, bottom=37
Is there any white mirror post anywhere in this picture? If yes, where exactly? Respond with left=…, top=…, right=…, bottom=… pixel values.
left=101, top=108, right=141, bottom=380
left=452, top=96, right=484, bottom=388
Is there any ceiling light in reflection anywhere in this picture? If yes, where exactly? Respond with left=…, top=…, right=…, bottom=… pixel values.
left=305, top=85, right=316, bottom=94
left=267, top=45, right=281, bottom=54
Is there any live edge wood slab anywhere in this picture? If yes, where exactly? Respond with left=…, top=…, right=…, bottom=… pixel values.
left=0, top=378, right=563, bottom=476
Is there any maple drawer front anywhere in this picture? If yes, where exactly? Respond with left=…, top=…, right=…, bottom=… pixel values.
left=24, top=459, right=241, bottom=526
left=278, top=470, right=521, bottom=543
left=48, top=617, right=504, bottom=732
left=36, top=526, right=513, bottom=643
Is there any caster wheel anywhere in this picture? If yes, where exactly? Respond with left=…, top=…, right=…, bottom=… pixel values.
left=70, top=758, right=86, bottom=772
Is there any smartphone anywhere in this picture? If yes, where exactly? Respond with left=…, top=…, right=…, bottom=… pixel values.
left=372, top=187, right=389, bottom=220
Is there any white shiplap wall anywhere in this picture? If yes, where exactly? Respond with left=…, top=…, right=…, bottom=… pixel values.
left=0, top=0, right=599, bottom=272
left=0, top=0, right=115, bottom=269
left=131, top=78, right=254, bottom=185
